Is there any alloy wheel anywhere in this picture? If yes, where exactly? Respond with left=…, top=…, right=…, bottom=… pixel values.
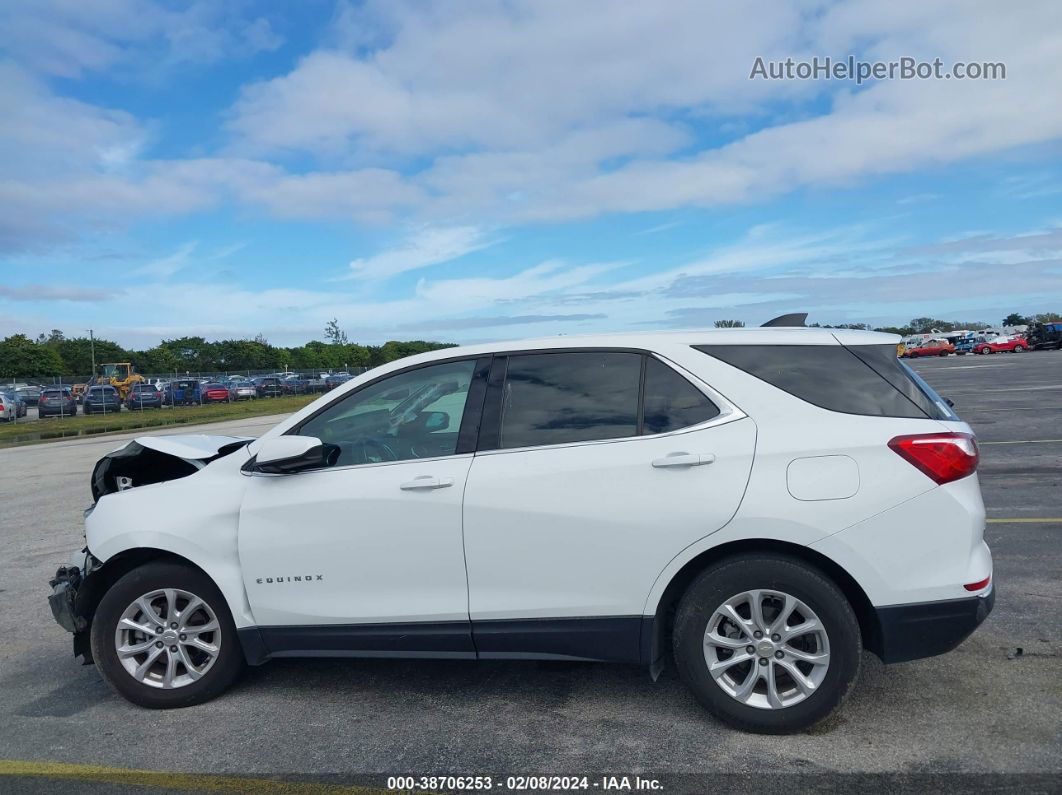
left=703, top=589, right=830, bottom=710
left=114, top=588, right=222, bottom=689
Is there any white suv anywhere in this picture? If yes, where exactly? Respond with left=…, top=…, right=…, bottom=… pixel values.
left=48, top=326, right=992, bottom=733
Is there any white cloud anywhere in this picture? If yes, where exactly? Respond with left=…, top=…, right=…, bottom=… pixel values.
left=344, top=226, right=496, bottom=281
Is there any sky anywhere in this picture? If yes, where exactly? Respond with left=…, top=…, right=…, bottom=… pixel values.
left=1, top=0, right=1061, bottom=348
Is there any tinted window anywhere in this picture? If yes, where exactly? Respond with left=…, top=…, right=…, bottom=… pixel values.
left=498, top=352, right=641, bottom=449
left=694, top=344, right=953, bottom=420
left=299, top=359, right=477, bottom=466
left=642, top=357, right=720, bottom=433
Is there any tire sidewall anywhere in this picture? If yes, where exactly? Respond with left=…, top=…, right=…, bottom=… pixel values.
left=673, top=555, right=861, bottom=734
left=90, top=561, right=244, bottom=708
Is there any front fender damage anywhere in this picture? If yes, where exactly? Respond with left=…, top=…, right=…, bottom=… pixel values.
left=90, top=434, right=252, bottom=500
left=48, top=552, right=102, bottom=664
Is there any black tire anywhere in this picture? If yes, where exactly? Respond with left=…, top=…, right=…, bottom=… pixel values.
left=673, top=554, right=861, bottom=734
left=90, top=561, right=244, bottom=708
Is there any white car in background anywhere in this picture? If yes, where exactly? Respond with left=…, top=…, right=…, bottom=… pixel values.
left=48, top=320, right=992, bottom=733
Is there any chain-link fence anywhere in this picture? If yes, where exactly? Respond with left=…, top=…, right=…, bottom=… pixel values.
left=1, top=367, right=369, bottom=424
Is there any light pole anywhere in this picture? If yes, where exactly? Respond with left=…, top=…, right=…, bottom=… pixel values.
left=88, top=329, right=96, bottom=382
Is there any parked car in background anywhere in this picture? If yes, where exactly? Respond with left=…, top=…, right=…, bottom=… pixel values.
left=1025, top=322, right=1062, bottom=351
left=324, top=373, right=353, bottom=390
left=0, top=391, right=22, bottom=421
left=252, top=376, right=284, bottom=398
left=125, top=383, right=163, bottom=410
left=201, top=383, right=233, bottom=403
left=281, top=375, right=310, bottom=395
left=973, top=336, right=1028, bottom=354
left=2, top=389, right=28, bottom=418
left=82, top=385, right=122, bottom=414
left=953, top=336, right=985, bottom=355
left=15, top=385, right=42, bottom=405
left=229, top=381, right=257, bottom=401
left=902, top=339, right=955, bottom=358
left=37, top=387, right=78, bottom=418
left=162, top=380, right=201, bottom=406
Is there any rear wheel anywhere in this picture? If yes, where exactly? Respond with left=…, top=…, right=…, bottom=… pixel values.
left=90, top=561, right=244, bottom=708
left=980, top=348, right=991, bottom=355
left=1014, top=345, right=1025, bottom=352
left=673, top=555, right=861, bottom=734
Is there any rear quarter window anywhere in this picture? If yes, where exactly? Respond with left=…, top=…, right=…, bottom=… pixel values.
left=694, top=344, right=955, bottom=420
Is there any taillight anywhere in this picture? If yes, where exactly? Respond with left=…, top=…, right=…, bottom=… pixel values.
left=888, top=432, right=979, bottom=484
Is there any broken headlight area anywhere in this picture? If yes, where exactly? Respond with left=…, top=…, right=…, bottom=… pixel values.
left=90, top=435, right=253, bottom=500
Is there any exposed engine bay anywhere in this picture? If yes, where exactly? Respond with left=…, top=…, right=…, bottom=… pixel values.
left=90, top=434, right=253, bottom=501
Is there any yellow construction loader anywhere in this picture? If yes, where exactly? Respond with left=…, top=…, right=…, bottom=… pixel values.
left=95, top=363, right=144, bottom=399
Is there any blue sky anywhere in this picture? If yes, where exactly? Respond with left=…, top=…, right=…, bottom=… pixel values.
left=1, top=0, right=1061, bottom=347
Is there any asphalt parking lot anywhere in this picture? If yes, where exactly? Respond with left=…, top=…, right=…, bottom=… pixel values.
left=0, top=353, right=1059, bottom=789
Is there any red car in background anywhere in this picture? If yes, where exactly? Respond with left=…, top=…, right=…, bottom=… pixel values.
left=902, top=339, right=955, bottom=358
left=973, top=336, right=1028, bottom=354
left=200, top=382, right=233, bottom=403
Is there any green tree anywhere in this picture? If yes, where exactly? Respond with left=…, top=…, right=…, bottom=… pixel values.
left=324, top=318, right=349, bottom=345
left=1002, top=313, right=1031, bottom=327
left=908, top=317, right=954, bottom=333
left=713, top=319, right=745, bottom=328
left=1032, top=312, right=1062, bottom=324
left=370, top=340, right=457, bottom=366
left=54, top=336, right=126, bottom=377
left=0, top=334, right=65, bottom=378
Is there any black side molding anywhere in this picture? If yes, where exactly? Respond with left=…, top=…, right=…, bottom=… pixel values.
left=473, top=616, right=643, bottom=663
left=238, top=617, right=646, bottom=665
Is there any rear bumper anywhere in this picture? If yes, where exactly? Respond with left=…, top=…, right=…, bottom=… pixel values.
left=873, top=587, right=994, bottom=663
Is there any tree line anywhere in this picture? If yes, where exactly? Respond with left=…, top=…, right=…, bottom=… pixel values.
left=0, top=322, right=455, bottom=379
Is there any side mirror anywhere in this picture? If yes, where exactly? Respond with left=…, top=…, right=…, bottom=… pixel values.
left=251, top=435, right=338, bottom=474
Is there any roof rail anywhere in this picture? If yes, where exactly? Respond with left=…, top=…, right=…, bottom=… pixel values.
left=761, top=313, right=808, bottom=328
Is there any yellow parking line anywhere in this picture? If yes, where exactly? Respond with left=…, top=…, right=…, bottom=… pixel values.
left=987, top=518, right=1062, bottom=524
left=0, top=760, right=381, bottom=794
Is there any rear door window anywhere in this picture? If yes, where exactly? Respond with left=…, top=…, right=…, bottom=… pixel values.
left=642, top=357, right=720, bottom=434
left=497, top=352, right=642, bottom=449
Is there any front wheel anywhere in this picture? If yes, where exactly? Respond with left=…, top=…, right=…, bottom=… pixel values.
left=673, top=555, right=861, bottom=734
left=90, top=561, right=244, bottom=708
left=980, top=348, right=991, bottom=355
left=1014, top=345, right=1025, bottom=353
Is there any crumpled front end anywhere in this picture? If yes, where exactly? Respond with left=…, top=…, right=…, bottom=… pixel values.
left=47, top=548, right=100, bottom=663
left=90, top=434, right=253, bottom=501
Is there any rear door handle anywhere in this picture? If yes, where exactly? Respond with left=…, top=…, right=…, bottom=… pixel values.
left=651, top=452, right=716, bottom=468
left=400, top=475, right=455, bottom=491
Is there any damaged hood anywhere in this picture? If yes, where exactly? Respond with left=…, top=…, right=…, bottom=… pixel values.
left=131, top=434, right=253, bottom=460
left=91, top=434, right=254, bottom=501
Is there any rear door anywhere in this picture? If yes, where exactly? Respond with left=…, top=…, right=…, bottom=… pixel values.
left=461, top=350, right=756, bottom=661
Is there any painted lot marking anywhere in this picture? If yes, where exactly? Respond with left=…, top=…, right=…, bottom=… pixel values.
left=986, top=518, right=1062, bottom=524
left=0, top=760, right=376, bottom=794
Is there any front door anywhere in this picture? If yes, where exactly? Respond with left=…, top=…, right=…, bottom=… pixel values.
left=238, top=356, right=489, bottom=657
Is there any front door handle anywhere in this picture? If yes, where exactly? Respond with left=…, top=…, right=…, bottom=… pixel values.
left=400, top=475, right=455, bottom=491
left=652, top=452, right=715, bottom=468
